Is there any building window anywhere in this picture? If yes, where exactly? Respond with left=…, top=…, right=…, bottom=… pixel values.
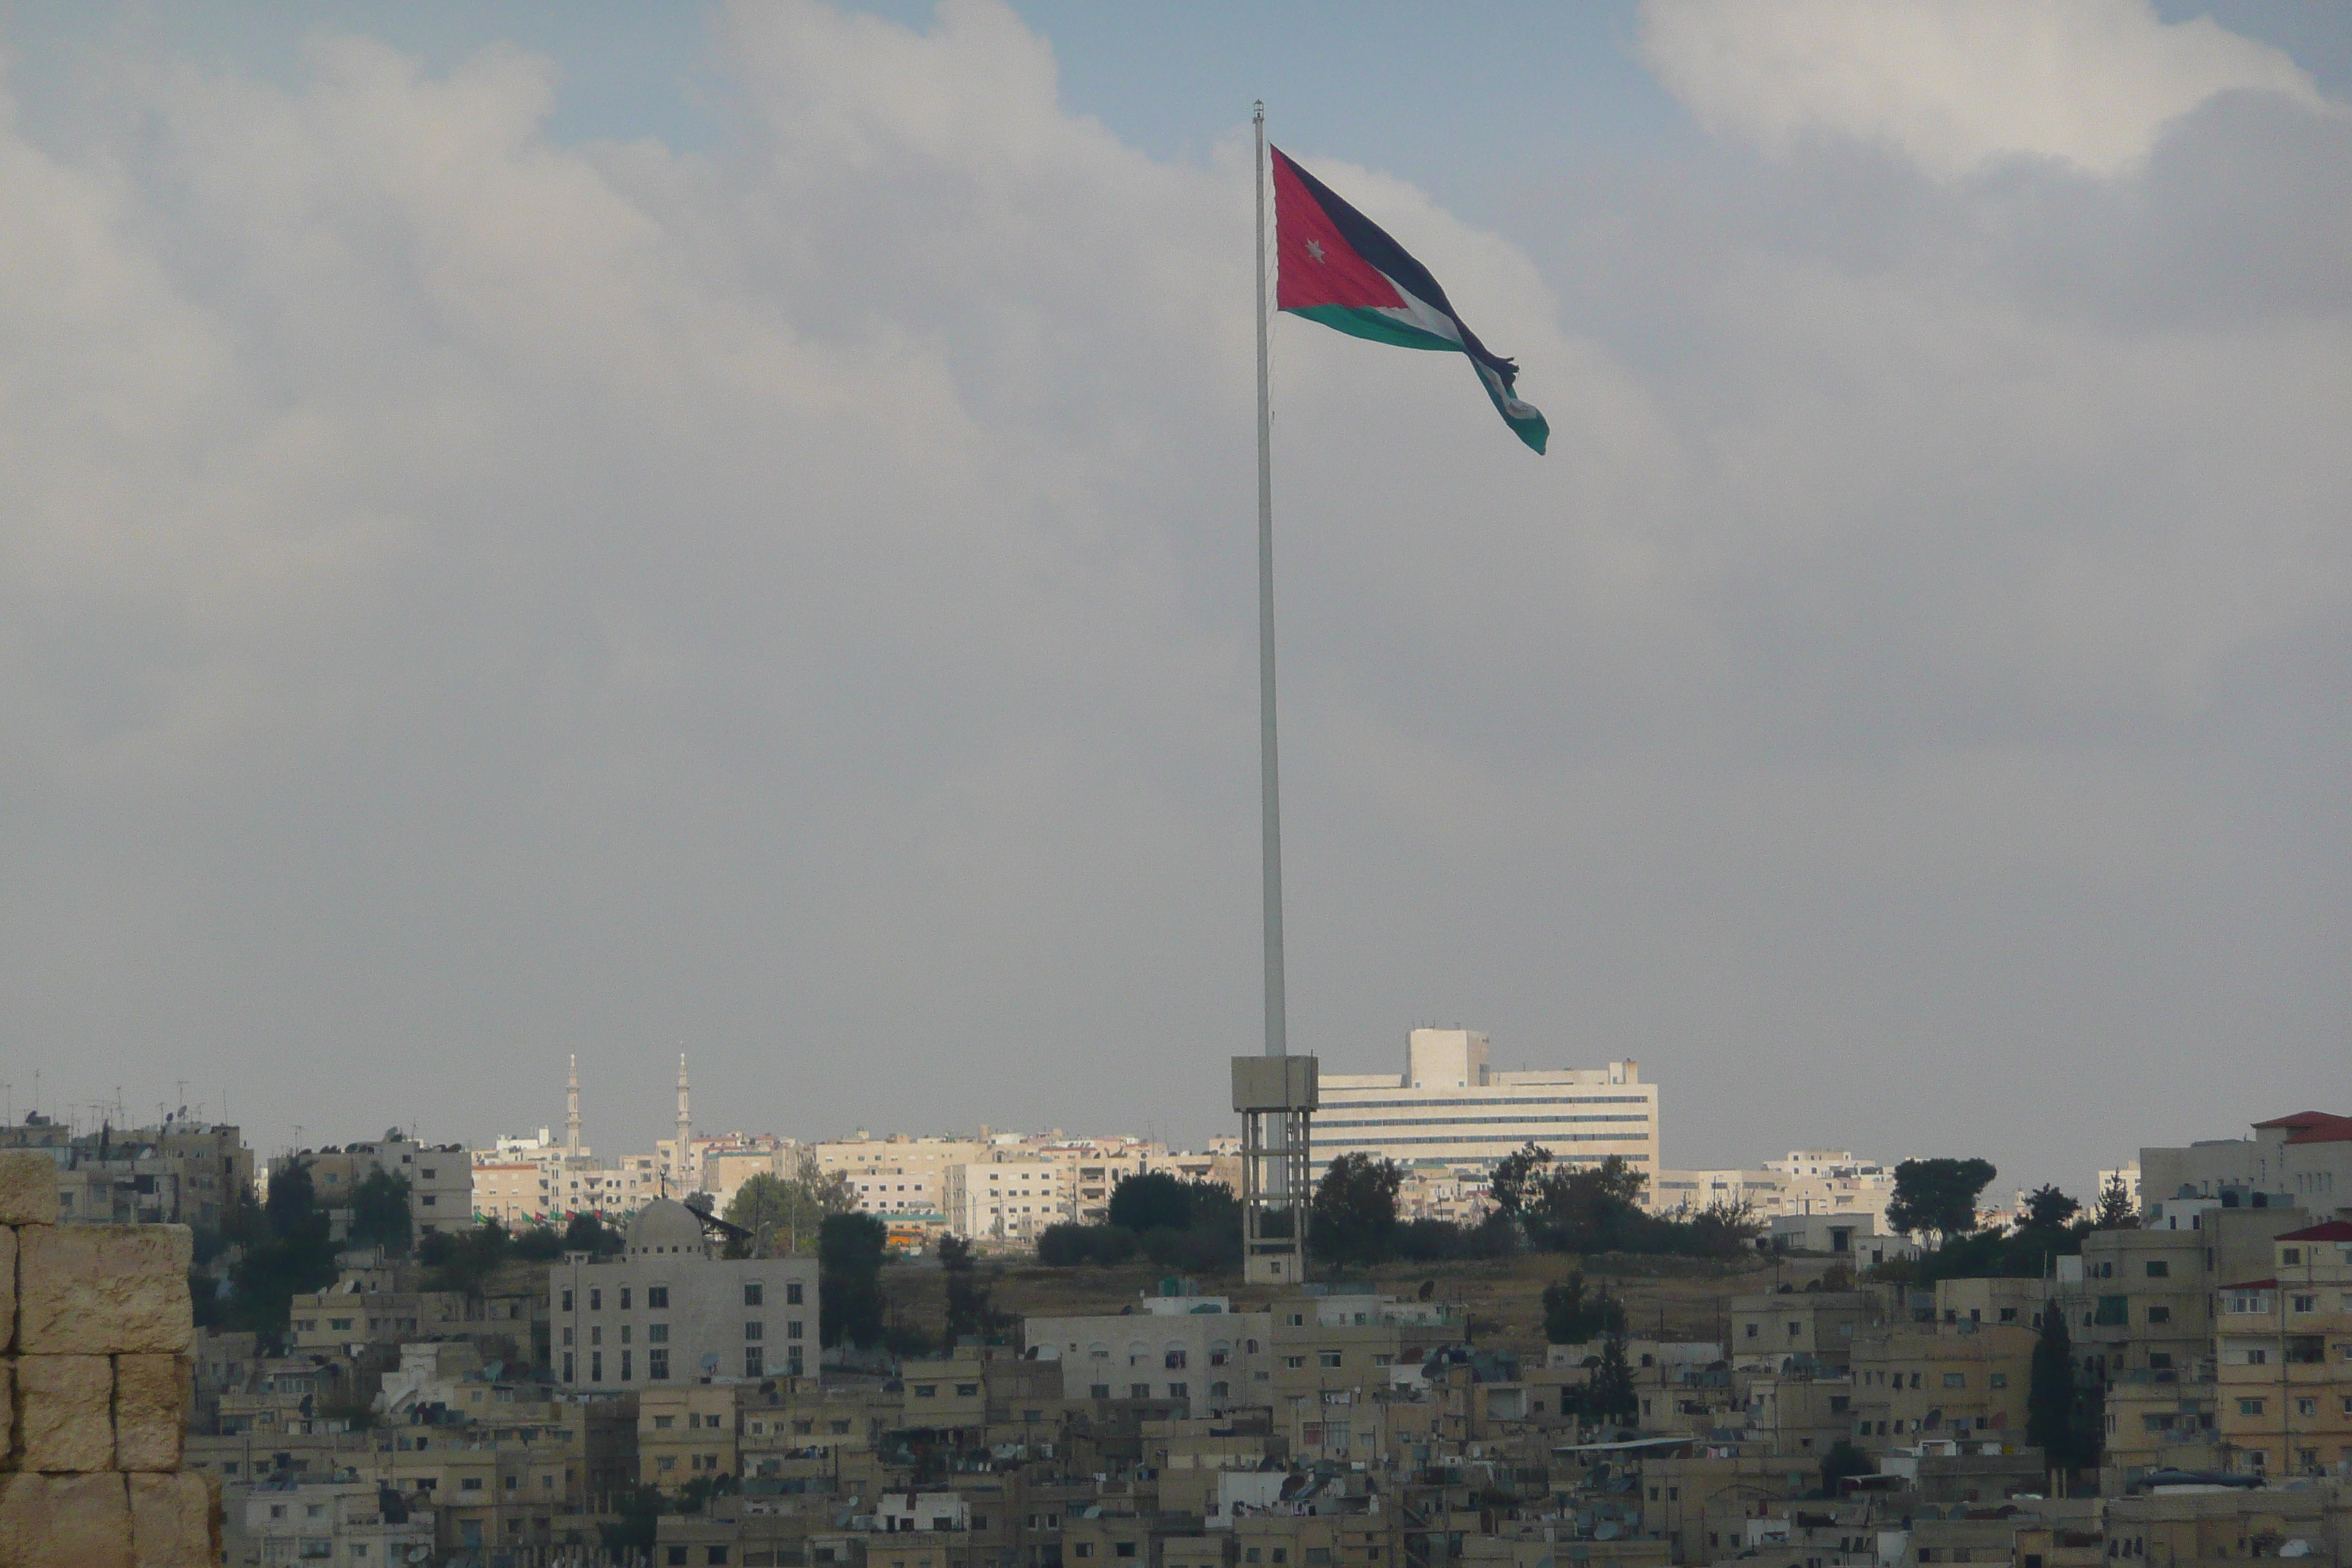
left=745, top=1283, right=764, bottom=1307
left=788, top=1319, right=803, bottom=1340
left=1131, top=1383, right=1151, bottom=1399
left=621, top=1351, right=632, bottom=1381
left=649, top=1349, right=669, bottom=1380
left=1943, top=1373, right=1965, bottom=1389
left=787, top=1281, right=804, bottom=1305
left=2240, top=1399, right=2265, bottom=1416
left=563, top=1352, right=574, bottom=1382
left=2146, top=1260, right=2168, bottom=1278
left=1169, top=1382, right=1188, bottom=1398
left=562, top=1290, right=573, bottom=1312
left=649, top=1323, right=668, bottom=1343
left=589, top=1289, right=602, bottom=1311
left=1989, top=1373, right=2008, bottom=1390
left=621, top=1287, right=632, bottom=1311
left=744, top=1346, right=764, bottom=1378
left=591, top=1352, right=603, bottom=1382
left=1319, top=1352, right=1342, bottom=1368
left=745, top=1321, right=764, bottom=1341
left=648, top=1286, right=670, bottom=1308
left=2147, top=1306, right=2171, bottom=1324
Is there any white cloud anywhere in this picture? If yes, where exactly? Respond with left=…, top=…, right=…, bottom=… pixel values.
left=1640, top=0, right=2323, bottom=176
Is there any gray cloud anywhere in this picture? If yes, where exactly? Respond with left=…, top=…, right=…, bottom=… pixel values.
left=1, top=1, right=2345, bottom=1199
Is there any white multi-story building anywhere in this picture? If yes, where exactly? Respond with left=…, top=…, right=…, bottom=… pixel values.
left=1025, top=1294, right=1273, bottom=1411
left=943, top=1158, right=1066, bottom=1241
left=1315, top=1029, right=1658, bottom=1176
left=1646, top=1150, right=1897, bottom=1226
left=551, top=1199, right=817, bottom=1390
left=238, top=1477, right=434, bottom=1568
left=817, top=1134, right=993, bottom=1221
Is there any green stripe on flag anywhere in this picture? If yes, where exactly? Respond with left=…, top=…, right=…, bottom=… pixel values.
left=1286, top=305, right=1457, bottom=353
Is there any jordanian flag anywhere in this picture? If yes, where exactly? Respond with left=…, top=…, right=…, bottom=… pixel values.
left=1273, top=147, right=1548, bottom=454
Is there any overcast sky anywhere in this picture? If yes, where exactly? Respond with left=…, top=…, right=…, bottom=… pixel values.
left=2, top=1, right=2346, bottom=1197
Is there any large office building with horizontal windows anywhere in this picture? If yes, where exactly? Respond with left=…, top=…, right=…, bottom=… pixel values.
left=1314, top=1029, right=1657, bottom=1175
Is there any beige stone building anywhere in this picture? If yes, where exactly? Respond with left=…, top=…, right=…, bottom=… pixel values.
left=276, top=1135, right=473, bottom=1237
left=1848, top=1322, right=2035, bottom=1452
left=1729, top=1289, right=1871, bottom=1373
left=1029, top=1294, right=1275, bottom=1411
left=2214, top=1219, right=2352, bottom=1477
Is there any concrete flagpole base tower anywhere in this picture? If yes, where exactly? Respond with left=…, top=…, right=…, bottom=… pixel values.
left=1233, top=1055, right=1317, bottom=1284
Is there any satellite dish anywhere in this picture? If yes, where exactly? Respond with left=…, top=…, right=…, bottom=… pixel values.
left=408, top=1548, right=432, bottom=1564
left=1594, top=1523, right=1618, bottom=1542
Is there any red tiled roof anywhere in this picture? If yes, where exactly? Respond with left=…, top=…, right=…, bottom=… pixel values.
left=2220, top=1279, right=2277, bottom=1292
left=2276, top=1221, right=2352, bottom=1243
left=2251, top=1110, right=2352, bottom=1145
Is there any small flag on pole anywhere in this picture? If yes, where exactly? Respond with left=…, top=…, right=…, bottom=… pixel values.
left=1272, top=146, right=1548, bottom=454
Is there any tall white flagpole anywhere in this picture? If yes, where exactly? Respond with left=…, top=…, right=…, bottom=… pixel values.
left=1254, top=100, right=1287, bottom=1063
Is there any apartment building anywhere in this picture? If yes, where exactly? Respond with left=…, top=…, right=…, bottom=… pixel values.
left=2051, top=1226, right=2209, bottom=1379
left=2141, top=1111, right=2352, bottom=1220
left=238, top=1477, right=435, bottom=1568
left=551, top=1198, right=818, bottom=1390
left=2214, top=1220, right=2352, bottom=1477
left=0, top=1118, right=252, bottom=1229
left=1729, top=1290, right=1871, bottom=1373
left=279, top=1136, right=473, bottom=1237
left=943, top=1158, right=1063, bottom=1242
left=641, top=1382, right=745, bottom=1490
left=1647, top=1150, right=1898, bottom=1231
left=1028, top=1295, right=1276, bottom=1412
left=1847, top=1322, right=2035, bottom=1452
left=1316, top=1029, right=1657, bottom=1175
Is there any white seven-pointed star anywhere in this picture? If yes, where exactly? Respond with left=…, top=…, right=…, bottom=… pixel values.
left=1305, top=239, right=1326, bottom=263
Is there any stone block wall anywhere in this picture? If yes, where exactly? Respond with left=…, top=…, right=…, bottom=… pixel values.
left=1, top=1150, right=220, bottom=1567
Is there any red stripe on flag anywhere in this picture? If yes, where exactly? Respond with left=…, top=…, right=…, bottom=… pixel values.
left=1272, top=148, right=1405, bottom=314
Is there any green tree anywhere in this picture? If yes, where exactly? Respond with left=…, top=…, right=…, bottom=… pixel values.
left=418, top=1221, right=513, bottom=1297
left=2092, top=1173, right=2140, bottom=1230
left=727, top=1156, right=859, bottom=1256
left=221, top=1161, right=339, bottom=1344
left=819, top=1212, right=889, bottom=1349
left=1820, top=1439, right=1874, bottom=1493
left=1311, top=1153, right=1403, bottom=1267
left=1542, top=1270, right=1629, bottom=1343
left=1489, top=1144, right=1553, bottom=1220
left=1886, top=1158, right=1998, bottom=1244
left=347, top=1169, right=413, bottom=1255
left=1585, top=1335, right=1638, bottom=1423
left=2028, top=1306, right=2093, bottom=1474
left=1036, top=1224, right=1139, bottom=1267
left=940, top=1233, right=1009, bottom=1345
left=1529, top=1156, right=1649, bottom=1252
left=1107, top=1172, right=1196, bottom=1233
left=562, top=1211, right=625, bottom=1258
left=2019, top=1185, right=2080, bottom=1232
left=599, top=1482, right=665, bottom=1556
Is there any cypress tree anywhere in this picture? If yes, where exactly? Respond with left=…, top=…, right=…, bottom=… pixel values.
left=2027, top=1306, right=2084, bottom=1475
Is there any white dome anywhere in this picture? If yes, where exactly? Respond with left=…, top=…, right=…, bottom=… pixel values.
left=627, top=1198, right=712, bottom=1258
